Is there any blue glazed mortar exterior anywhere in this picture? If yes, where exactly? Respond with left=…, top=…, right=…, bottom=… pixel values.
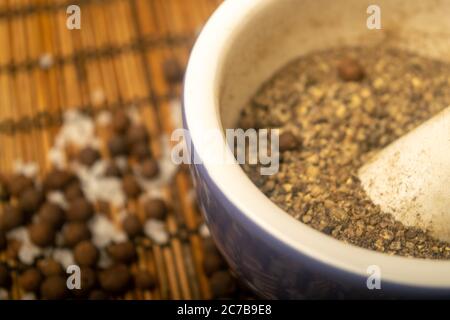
left=182, top=101, right=450, bottom=299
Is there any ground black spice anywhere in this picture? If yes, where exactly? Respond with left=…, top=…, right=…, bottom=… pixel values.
left=239, top=46, right=450, bottom=259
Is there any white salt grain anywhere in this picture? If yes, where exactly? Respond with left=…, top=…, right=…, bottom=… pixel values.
left=7, top=227, right=43, bottom=265
left=39, top=53, right=54, bottom=70
left=13, top=160, right=39, bottom=178
left=89, top=214, right=127, bottom=249
left=52, top=249, right=74, bottom=269
left=0, top=289, right=9, bottom=300
left=75, top=161, right=125, bottom=208
left=47, top=191, right=68, bottom=209
left=21, top=293, right=36, bottom=300
left=199, top=223, right=211, bottom=238
left=144, top=219, right=169, bottom=245
left=96, top=110, right=112, bottom=126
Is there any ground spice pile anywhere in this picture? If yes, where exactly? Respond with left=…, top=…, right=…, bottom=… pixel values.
left=239, top=46, right=450, bottom=259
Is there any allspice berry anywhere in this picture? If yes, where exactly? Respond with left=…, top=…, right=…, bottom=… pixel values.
left=37, top=258, right=63, bottom=277
left=0, top=205, right=25, bottom=232
left=62, top=222, right=91, bottom=247
left=210, top=271, right=236, bottom=298
left=89, top=290, right=108, bottom=300
left=0, top=232, right=6, bottom=250
left=28, top=222, right=55, bottom=247
left=0, top=179, right=10, bottom=202
left=144, top=198, right=168, bottom=220
left=72, top=267, right=97, bottom=298
left=134, top=271, right=156, bottom=290
left=122, top=215, right=142, bottom=238
left=107, top=241, right=136, bottom=264
left=131, top=142, right=152, bottom=160
left=39, top=202, right=65, bottom=229
left=140, top=159, right=159, bottom=179
left=78, top=147, right=101, bottom=167
left=122, top=175, right=142, bottom=198
left=337, top=57, right=365, bottom=82
left=0, top=263, right=11, bottom=288
left=162, top=57, right=184, bottom=84
left=112, top=110, right=130, bottom=134
left=104, top=162, right=122, bottom=178
left=126, top=125, right=149, bottom=146
left=279, top=131, right=299, bottom=152
left=18, top=268, right=43, bottom=292
left=66, top=198, right=94, bottom=222
left=43, top=169, right=74, bottom=191
left=74, top=241, right=99, bottom=267
left=99, top=264, right=131, bottom=294
left=19, top=187, right=45, bottom=215
left=203, top=252, right=226, bottom=277
left=108, top=135, right=129, bottom=157
left=64, top=181, right=84, bottom=202
left=7, top=174, right=34, bottom=197
left=40, top=276, right=68, bottom=300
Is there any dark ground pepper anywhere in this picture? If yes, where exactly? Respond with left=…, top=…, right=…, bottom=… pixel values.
left=239, top=46, right=450, bottom=259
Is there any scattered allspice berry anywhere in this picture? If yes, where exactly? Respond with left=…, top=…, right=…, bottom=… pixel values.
left=28, top=222, right=55, bottom=247
left=144, top=198, right=168, bottom=220
left=38, top=202, right=65, bottom=229
left=37, top=258, right=63, bottom=277
left=40, top=276, right=68, bottom=300
left=7, top=174, right=34, bottom=197
left=162, top=57, right=184, bottom=84
left=18, top=268, right=43, bottom=293
left=0, top=263, right=11, bottom=288
left=0, top=179, right=10, bottom=201
left=0, top=205, right=25, bottom=232
left=72, top=267, right=97, bottom=298
left=66, top=198, right=94, bottom=222
left=78, top=147, right=101, bottom=167
left=74, top=241, right=99, bottom=267
left=337, top=57, right=365, bottom=82
left=122, top=175, right=142, bottom=198
left=126, top=125, right=149, bottom=146
left=203, top=252, right=226, bottom=277
left=122, top=215, right=142, bottom=238
left=140, top=159, right=159, bottom=179
left=107, top=241, right=137, bottom=264
left=43, top=169, right=74, bottom=191
left=0, top=232, right=6, bottom=250
left=112, top=110, right=130, bottom=134
left=279, top=131, right=299, bottom=152
left=99, top=264, right=131, bottom=294
left=209, top=271, right=236, bottom=298
left=134, top=271, right=156, bottom=290
left=104, top=162, right=122, bottom=178
left=19, top=187, right=44, bottom=215
left=131, top=142, right=152, bottom=160
left=62, top=222, right=91, bottom=247
left=108, top=135, right=129, bottom=157
left=89, top=289, right=108, bottom=300
left=64, top=181, right=84, bottom=201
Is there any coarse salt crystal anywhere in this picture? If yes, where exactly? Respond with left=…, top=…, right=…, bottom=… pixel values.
left=144, top=219, right=169, bottom=245
left=52, top=249, right=74, bottom=269
left=89, top=214, right=127, bottom=249
left=13, top=160, right=39, bottom=178
left=0, top=289, right=9, bottom=300
left=199, top=223, right=211, bottom=238
left=47, top=191, right=68, bottom=209
left=7, top=227, right=43, bottom=265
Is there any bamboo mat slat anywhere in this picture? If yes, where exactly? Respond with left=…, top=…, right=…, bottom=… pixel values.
left=0, top=0, right=257, bottom=300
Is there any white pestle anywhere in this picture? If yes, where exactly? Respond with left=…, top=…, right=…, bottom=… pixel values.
left=359, top=106, right=450, bottom=242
